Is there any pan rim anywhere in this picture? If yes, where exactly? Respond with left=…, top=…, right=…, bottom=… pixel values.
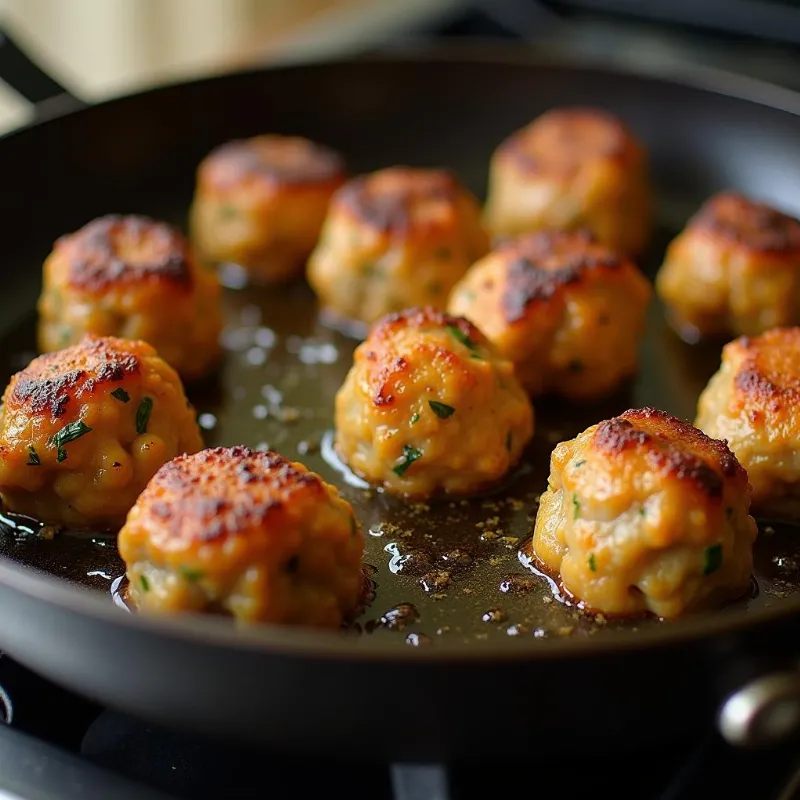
left=2, top=41, right=800, bottom=662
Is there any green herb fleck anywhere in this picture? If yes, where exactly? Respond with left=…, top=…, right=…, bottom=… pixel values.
left=361, top=263, right=382, bottom=278
left=572, top=495, right=581, bottom=519
left=218, top=203, right=238, bottom=220
left=462, top=290, right=477, bottom=303
left=470, top=352, right=484, bottom=360
left=573, top=459, right=586, bottom=468
left=703, top=544, right=723, bottom=576
left=434, top=246, right=452, bottom=260
left=428, top=400, right=455, bottom=419
left=26, top=445, right=40, bottom=466
left=139, top=574, right=150, bottom=592
left=588, top=553, right=597, bottom=572
left=568, top=359, right=583, bottom=373
left=180, top=566, right=204, bottom=582
left=50, top=420, right=92, bottom=463
left=506, top=431, right=512, bottom=452
left=136, top=397, right=153, bottom=435
left=447, top=324, right=478, bottom=351
left=410, top=412, right=420, bottom=425
left=111, top=387, right=130, bottom=403
left=393, top=444, right=422, bottom=477
left=285, top=555, right=300, bottom=574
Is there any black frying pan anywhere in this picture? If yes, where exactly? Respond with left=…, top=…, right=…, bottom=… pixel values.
left=1, top=31, right=800, bottom=763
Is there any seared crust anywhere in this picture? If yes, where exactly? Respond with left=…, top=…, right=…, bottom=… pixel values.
left=655, top=193, right=800, bottom=341
left=695, top=328, right=800, bottom=516
left=10, top=336, right=140, bottom=419
left=689, top=192, right=800, bottom=254
left=335, top=307, right=533, bottom=498
left=531, top=407, right=756, bottom=618
left=447, top=229, right=651, bottom=399
left=198, top=135, right=345, bottom=189
left=138, top=447, right=326, bottom=549
left=484, top=107, right=651, bottom=255
left=307, top=167, right=489, bottom=326
left=118, top=446, right=365, bottom=628
left=53, top=215, right=193, bottom=294
left=496, top=107, right=638, bottom=176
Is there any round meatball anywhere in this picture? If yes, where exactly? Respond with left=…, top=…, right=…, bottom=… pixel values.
left=448, top=230, right=651, bottom=400
left=189, top=135, right=346, bottom=284
left=483, top=107, right=652, bottom=256
left=335, top=308, right=533, bottom=498
left=656, top=192, right=800, bottom=342
left=0, top=335, right=203, bottom=529
left=532, top=408, right=756, bottom=618
left=307, top=167, right=489, bottom=328
left=37, top=215, right=222, bottom=382
left=695, top=328, right=800, bottom=517
left=118, top=446, right=365, bottom=628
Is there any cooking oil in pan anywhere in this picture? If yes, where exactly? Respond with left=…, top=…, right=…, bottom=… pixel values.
left=0, top=263, right=799, bottom=646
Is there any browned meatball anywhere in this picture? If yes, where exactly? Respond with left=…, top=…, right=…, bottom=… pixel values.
left=190, top=135, right=347, bottom=284
left=484, top=107, right=652, bottom=255
left=656, top=192, right=800, bottom=341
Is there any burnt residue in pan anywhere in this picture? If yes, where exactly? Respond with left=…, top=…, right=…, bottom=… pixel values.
left=1, top=222, right=800, bottom=647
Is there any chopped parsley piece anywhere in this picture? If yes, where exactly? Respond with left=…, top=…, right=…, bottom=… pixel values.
left=393, top=444, right=422, bottom=477
left=410, top=412, right=420, bottom=425
left=588, top=553, right=597, bottom=572
left=639, top=507, right=647, bottom=517
left=703, top=544, right=723, bottom=576
left=139, top=574, right=150, bottom=592
left=285, top=555, right=300, bottom=574
left=180, top=566, right=204, bottom=582
left=111, top=387, right=130, bottom=403
left=136, top=397, right=153, bottom=435
left=568, top=359, right=583, bottom=373
left=50, top=420, right=92, bottom=463
left=573, top=459, right=586, bottom=468
left=447, top=324, right=478, bottom=351
left=26, top=445, right=40, bottom=466
left=572, top=495, right=581, bottom=519
left=470, top=352, right=483, bottom=360
left=218, top=203, right=238, bottom=220
left=461, top=290, right=477, bottom=303
left=428, top=400, right=455, bottom=419
left=506, top=431, right=512, bottom=452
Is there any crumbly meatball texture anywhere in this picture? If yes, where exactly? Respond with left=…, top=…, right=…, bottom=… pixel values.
left=448, top=230, right=651, bottom=400
left=695, top=328, right=800, bottom=516
left=656, top=192, right=800, bottom=342
left=307, top=167, right=489, bottom=327
left=532, top=408, right=756, bottom=618
left=37, top=215, right=222, bottom=381
left=335, top=308, right=534, bottom=498
left=0, top=335, right=203, bottom=529
left=118, top=446, right=365, bottom=628
left=483, top=107, right=652, bottom=256
left=190, top=135, right=346, bottom=284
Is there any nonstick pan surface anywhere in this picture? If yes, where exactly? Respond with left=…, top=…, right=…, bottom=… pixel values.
left=1, top=45, right=800, bottom=758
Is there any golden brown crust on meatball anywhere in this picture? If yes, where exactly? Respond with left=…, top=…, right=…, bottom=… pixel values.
left=695, top=328, right=800, bottom=516
left=189, top=135, right=347, bottom=284
left=656, top=193, right=800, bottom=341
left=447, top=229, right=651, bottom=400
left=0, top=335, right=203, bottom=528
left=307, top=167, right=489, bottom=327
left=532, top=408, right=756, bottom=618
left=335, top=307, right=534, bottom=498
left=484, top=107, right=652, bottom=255
left=37, top=215, right=222, bottom=381
left=118, top=446, right=365, bottom=628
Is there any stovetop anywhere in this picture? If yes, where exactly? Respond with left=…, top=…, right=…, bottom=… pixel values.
left=5, top=3, right=800, bottom=798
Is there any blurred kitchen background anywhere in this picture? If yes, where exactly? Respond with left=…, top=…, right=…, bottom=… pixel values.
left=2, top=0, right=800, bottom=133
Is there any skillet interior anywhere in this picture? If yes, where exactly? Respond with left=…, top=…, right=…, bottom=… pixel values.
left=1, top=49, right=800, bottom=657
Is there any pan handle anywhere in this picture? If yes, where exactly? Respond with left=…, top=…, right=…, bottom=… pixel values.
left=0, top=27, right=86, bottom=121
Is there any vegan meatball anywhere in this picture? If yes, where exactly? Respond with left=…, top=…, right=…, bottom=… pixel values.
left=0, top=335, right=203, bottom=529
left=335, top=308, right=533, bottom=498
left=118, top=446, right=365, bottom=628
left=307, top=167, right=489, bottom=328
left=37, top=215, right=222, bottom=382
left=447, top=229, right=651, bottom=400
left=532, top=408, right=756, bottom=618
left=189, top=135, right=346, bottom=284
left=483, top=107, right=652, bottom=255
left=656, top=192, right=800, bottom=342
left=695, top=328, right=800, bottom=517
